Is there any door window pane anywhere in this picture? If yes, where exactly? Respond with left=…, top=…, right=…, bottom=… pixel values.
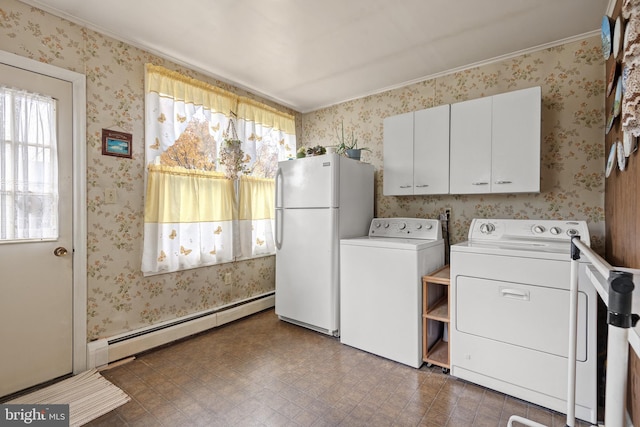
left=0, top=86, right=58, bottom=241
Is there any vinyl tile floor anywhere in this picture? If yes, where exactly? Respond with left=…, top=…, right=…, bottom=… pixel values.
left=88, top=308, right=593, bottom=427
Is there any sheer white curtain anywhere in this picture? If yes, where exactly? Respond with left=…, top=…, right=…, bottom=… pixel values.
left=142, top=65, right=296, bottom=274
left=0, top=86, right=58, bottom=241
left=236, top=99, right=295, bottom=258
left=142, top=65, right=237, bottom=275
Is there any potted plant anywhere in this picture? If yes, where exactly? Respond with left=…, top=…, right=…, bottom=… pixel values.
left=335, top=121, right=369, bottom=161
left=296, top=145, right=327, bottom=158
left=306, top=145, right=326, bottom=156
left=219, top=138, right=249, bottom=179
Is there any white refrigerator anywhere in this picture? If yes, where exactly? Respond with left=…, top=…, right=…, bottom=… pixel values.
left=275, top=153, right=374, bottom=336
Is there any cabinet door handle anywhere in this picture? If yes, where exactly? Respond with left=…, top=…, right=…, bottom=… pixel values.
left=500, top=287, right=530, bottom=301
left=495, top=180, right=512, bottom=184
left=399, top=185, right=412, bottom=188
left=471, top=182, right=489, bottom=186
left=415, top=184, right=429, bottom=188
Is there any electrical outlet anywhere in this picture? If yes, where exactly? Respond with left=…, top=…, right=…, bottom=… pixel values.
left=224, top=272, right=232, bottom=285
left=445, top=208, right=451, bottom=221
left=104, top=188, right=117, bottom=204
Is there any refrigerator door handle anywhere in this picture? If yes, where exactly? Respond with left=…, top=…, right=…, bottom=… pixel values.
left=275, top=209, right=283, bottom=250
left=275, top=168, right=284, bottom=250
left=275, top=167, right=283, bottom=208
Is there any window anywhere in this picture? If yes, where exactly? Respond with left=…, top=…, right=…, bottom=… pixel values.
left=0, top=86, right=58, bottom=241
left=142, top=65, right=295, bottom=275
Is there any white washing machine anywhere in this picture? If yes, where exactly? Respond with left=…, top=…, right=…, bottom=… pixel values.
left=340, top=218, right=445, bottom=368
left=450, top=218, right=598, bottom=424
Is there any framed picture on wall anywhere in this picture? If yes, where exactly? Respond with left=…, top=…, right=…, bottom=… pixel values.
left=102, top=128, right=132, bottom=159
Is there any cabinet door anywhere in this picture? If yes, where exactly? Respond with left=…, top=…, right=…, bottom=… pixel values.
left=414, top=105, right=450, bottom=195
left=383, top=112, right=414, bottom=195
left=492, top=86, right=541, bottom=193
left=449, top=96, right=492, bottom=194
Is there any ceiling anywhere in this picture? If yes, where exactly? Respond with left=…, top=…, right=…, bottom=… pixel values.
left=20, top=0, right=610, bottom=113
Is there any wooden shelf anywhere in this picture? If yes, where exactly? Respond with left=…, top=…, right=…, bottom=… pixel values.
left=424, top=265, right=450, bottom=285
left=424, top=295, right=449, bottom=322
left=422, top=265, right=451, bottom=370
left=424, top=338, right=450, bottom=369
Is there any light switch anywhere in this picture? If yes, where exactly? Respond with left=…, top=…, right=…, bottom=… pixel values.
left=104, top=188, right=117, bottom=204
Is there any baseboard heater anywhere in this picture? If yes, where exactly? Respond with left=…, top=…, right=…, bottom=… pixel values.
left=87, top=292, right=274, bottom=368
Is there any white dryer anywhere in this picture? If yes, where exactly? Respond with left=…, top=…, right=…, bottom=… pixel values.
left=340, top=218, right=445, bottom=368
left=450, top=218, right=597, bottom=424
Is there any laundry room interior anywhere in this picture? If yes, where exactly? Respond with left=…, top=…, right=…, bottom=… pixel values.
left=1, top=0, right=639, bottom=426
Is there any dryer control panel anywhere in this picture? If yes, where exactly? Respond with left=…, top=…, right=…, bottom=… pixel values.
left=368, top=218, right=442, bottom=240
left=468, top=218, right=590, bottom=247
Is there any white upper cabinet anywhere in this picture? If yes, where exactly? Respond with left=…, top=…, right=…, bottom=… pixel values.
left=449, top=86, right=541, bottom=194
left=383, top=86, right=540, bottom=196
left=383, top=112, right=414, bottom=195
left=491, top=87, right=541, bottom=193
left=414, top=105, right=450, bottom=195
left=383, top=105, right=450, bottom=196
left=449, top=97, right=492, bottom=194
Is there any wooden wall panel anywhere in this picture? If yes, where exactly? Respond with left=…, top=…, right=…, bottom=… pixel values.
left=606, top=0, right=640, bottom=267
left=604, top=1, right=640, bottom=425
left=630, top=351, right=640, bottom=425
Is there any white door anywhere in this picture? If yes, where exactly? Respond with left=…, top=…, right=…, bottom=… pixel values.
left=0, top=63, right=74, bottom=397
left=383, top=111, right=414, bottom=195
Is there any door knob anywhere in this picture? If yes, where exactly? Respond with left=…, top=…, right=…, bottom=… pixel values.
left=53, top=247, right=69, bottom=257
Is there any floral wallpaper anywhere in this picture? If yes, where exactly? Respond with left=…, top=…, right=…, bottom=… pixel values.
left=0, top=0, right=297, bottom=340
left=300, top=37, right=606, bottom=252
left=1, top=0, right=605, bottom=342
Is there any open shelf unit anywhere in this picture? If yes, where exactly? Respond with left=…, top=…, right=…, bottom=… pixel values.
left=422, top=265, right=450, bottom=372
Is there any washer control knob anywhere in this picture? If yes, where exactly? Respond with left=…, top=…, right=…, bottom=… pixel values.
left=480, top=223, right=495, bottom=234
left=425, top=223, right=433, bottom=230
left=375, top=222, right=381, bottom=228
left=416, top=224, right=423, bottom=230
left=550, top=227, right=561, bottom=235
left=533, top=225, right=545, bottom=234
left=383, top=222, right=390, bottom=228
left=567, top=229, right=579, bottom=237
left=399, top=223, right=406, bottom=230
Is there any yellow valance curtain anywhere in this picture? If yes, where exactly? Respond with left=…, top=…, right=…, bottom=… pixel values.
left=236, top=98, right=296, bottom=135
left=145, top=64, right=237, bottom=115
left=145, top=64, right=295, bottom=136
